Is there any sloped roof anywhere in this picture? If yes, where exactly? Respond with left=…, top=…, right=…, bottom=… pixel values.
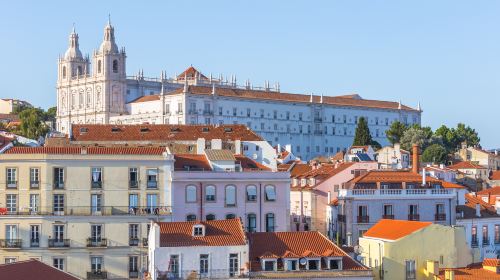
left=70, top=124, right=263, bottom=142
left=490, top=171, right=500, bottom=180
left=288, top=163, right=313, bottom=177
left=348, top=170, right=440, bottom=184
left=158, top=219, right=246, bottom=247
left=247, top=231, right=367, bottom=271
left=457, top=193, right=498, bottom=219
left=205, top=149, right=235, bottom=161
left=174, top=154, right=212, bottom=171
left=129, top=95, right=161, bottom=103
left=449, top=161, right=487, bottom=170
left=4, top=146, right=167, bottom=155
left=362, top=219, right=432, bottom=241
left=177, top=66, right=208, bottom=80
left=235, top=155, right=271, bottom=171
left=0, top=259, right=80, bottom=280
left=437, top=262, right=500, bottom=279
left=295, top=163, right=355, bottom=180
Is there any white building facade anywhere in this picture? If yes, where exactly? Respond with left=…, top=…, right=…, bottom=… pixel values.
left=56, top=23, right=422, bottom=160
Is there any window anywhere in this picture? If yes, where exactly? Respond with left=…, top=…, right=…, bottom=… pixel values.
left=177, top=102, right=183, bottom=113
left=129, top=168, right=138, bottom=188
left=91, top=167, right=103, bottom=188
left=199, top=254, right=209, bottom=275
left=260, top=123, right=265, bottom=131
left=6, top=194, right=17, bottom=214
left=169, top=255, right=180, bottom=277
left=30, top=168, right=40, bottom=188
left=405, top=260, right=416, bottom=280
left=383, top=205, right=393, bottom=218
left=146, top=194, right=158, bottom=213
left=264, top=185, right=276, bottom=201
left=165, top=104, right=170, bottom=114
left=219, top=107, right=223, bottom=115
left=205, top=185, right=216, bottom=202
left=225, top=185, right=236, bottom=207
left=206, top=214, right=216, bottom=221
left=409, top=205, right=419, bottom=220
left=247, top=108, right=251, bottom=117
left=53, top=194, right=65, bottom=215
left=62, top=66, right=66, bottom=78
left=273, top=110, right=277, bottom=119
left=53, top=168, right=64, bottom=189
left=53, top=225, right=64, bottom=242
left=308, top=259, right=319, bottom=270
left=30, top=194, right=39, bottom=214
left=146, top=169, right=158, bottom=188
left=30, top=225, right=40, bottom=247
left=436, top=204, right=445, bottom=221
left=129, top=224, right=139, bottom=245
left=91, top=225, right=103, bottom=243
left=266, top=213, right=275, bottom=232
left=246, top=185, right=257, bottom=202
left=286, top=112, right=290, bottom=120
left=472, top=226, right=478, bottom=245
left=298, top=112, right=303, bottom=121
left=6, top=168, right=17, bottom=188
left=97, top=60, right=102, bottom=73
left=329, top=259, right=341, bottom=270
left=226, top=213, right=236, bottom=219
left=112, top=60, right=118, bottom=73
left=247, top=213, right=257, bottom=232
left=260, top=109, right=264, bottom=118
left=53, top=258, right=64, bottom=270
left=5, top=225, right=18, bottom=242
left=186, top=214, right=197, bottom=221
left=129, top=256, right=139, bottom=277
left=483, top=225, right=489, bottom=245
left=229, top=253, right=239, bottom=277
left=287, top=260, right=297, bottom=271
left=186, top=185, right=197, bottom=203
left=129, top=194, right=138, bottom=209
left=495, top=225, right=500, bottom=244
left=91, top=256, right=103, bottom=273
left=91, top=194, right=102, bottom=214
left=264, top=260, right=275, bottom=271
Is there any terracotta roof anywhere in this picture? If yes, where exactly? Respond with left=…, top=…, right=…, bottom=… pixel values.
left=348, top=170, right=440, bottom=185
left=158, top=219, right=246, bottom=247
left=288, top=163, right=313, bottom=177
left=329, top=198, right=339, bottom=206
left=457, top=193, right=498, bottom=219
left=277, top=163, right=292, bottom=172
left=4, top=146, right=167, bottom=155
left=437, top=263, right=500, bottom=279
left=205, top=149, right=236, bottom=161
left=491, top=171, right=500, bottom=180
left=0, top=135, right=13, bottom=150
left=70, top=124, right=263, bottom=142
left=449, top=161, right=487, bottom=170
left=129, top=95, right=161, bottom=103
left=295, top=163, right=355, bottom=179
left=174, top=154, right=212, bottom=171
left=331, top=151, right=345, bottom=162
left=0, top=259, right=80, bottom=280
left=440, top=181, right=465, bottom=189
left=477, top=186, right=500, bottom=196
left=247, top=231, right=367, bottom=271
left=362, top=219, right=432, bottom=241
left=235, top=155, right=271, bottom=171
left=282, top=250, right=300, bottom=258
left=167, top=85, right=418, bottom=111
left=483, top=258, right=500, bottom=267
left=177, top=66, right=207, bottom=80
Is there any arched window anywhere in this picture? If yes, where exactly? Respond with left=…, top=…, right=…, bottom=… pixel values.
left=186, top=214, right=196, bottom=221
left=265, top=213, right=275, bottom=232
left=77, top=66, right=82, bottom=76
left=246, top=185, right=257, bottom=202
left=186, top=185, right=197, bottom=203
left=97, top=60, right=102, bottom=73
left=205, top=185, right=216, bottom=202
left=112, top=60, right=118, bottom=73
left=247, top=213, right=256, bottom=232
left=206, top=214, right=216, bottom=221
left=265, top=185, right=276, bottom=201
left=225, top=213, right=236, bottom=219
left=225, top=185, right=236, bottom=207
left=62, top=66, right=66, bottom=78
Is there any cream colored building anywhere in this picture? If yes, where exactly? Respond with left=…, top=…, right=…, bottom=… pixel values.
left=455, top=146, right=500, bottom=172
left=0, top=98, right=32, bottom=114
left=0, top=146, right=174, bottom=279
left=359, top=219, right=476, bottom=280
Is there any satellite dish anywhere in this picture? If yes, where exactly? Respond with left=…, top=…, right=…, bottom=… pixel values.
left=299, top=258, right=307, bottom=266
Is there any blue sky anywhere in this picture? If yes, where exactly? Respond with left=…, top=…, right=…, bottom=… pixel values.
left=0, top=1, right=498, bottom=148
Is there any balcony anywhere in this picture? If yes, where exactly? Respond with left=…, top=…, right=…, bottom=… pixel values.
left=30, top=181, right=40, bottom=189
left=338, top=188, right=454, bottom=198
left=471, top=237, right=479, bottom=248
left=483, top=238, right=490, bottom=246
left=129, top=238, right=140, bottom=246
left=314, top=117, right=322, bottom=122
left=129, top=180, right=139, bottom=189
left=382, top=214, right=395, bottom=219
left=87, top=238, right=108, bottom=247
left=203, top=110, right=213, bottom=115
left=147, top=180, right=158, bottom=189
left=175, top=111, right=183, bottom=115
left=0, top=239, right=22, bottom=248
left=129, top=271, right=139, bottom=279
left=30, top=239, right=39, bottom=248
left=495, top=238, right=500, bottom=245
left=6, top=180, right=17, bottom=189
left=87, top=271, right=107, bottom=279
left=53, top=181, right=65, bottom=189
left=408, top=214, right=420, bottom=221
left=435, top=213, right=446, bottom=221
left=337, top=214, right=346, bottom=222
left=313, top=130, right=323, bottom=135
left=48, top=239, right=70, bottom=248
left=91, top=181, right=103, bottom=189
left=0, top=206, right=171, bottom=216
left=142, top=238, right=148, bottom=247
left=357, top=216, right=370, bottom=223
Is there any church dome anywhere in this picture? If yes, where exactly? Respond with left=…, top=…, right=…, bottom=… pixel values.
left=64, top=29, right=83, bottom=60
left=98, top=24, right=119, bottom=54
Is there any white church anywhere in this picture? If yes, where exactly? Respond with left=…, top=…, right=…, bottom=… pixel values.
left=56, top=21, right=422, bottom=160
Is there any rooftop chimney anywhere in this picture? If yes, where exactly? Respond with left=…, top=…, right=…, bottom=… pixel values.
left=412, top=144, right=419, bottom=173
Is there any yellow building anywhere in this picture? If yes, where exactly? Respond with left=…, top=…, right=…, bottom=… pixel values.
left=358, top=219, right=476, bottom=280
left=0, top=146, right=174, bottom=279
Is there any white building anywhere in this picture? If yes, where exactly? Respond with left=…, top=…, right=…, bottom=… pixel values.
left=377, top=143, right=410, bottom=169
left=56, top=23, right=422, bottom=160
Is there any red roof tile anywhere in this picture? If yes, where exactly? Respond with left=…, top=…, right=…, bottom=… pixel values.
left=288, top=163, right=313, bottom=177
left=483, top=258, right=500, bottom=267
left=158, top=219, right=246, bottom=247
left=247, top=231, right=367, bottom=271
left=235, top=155, right=271, bottom=171
left=174, top=154, right=212, bottom=171
left=363, top=219, right=432, bottom=241
left=177, top=66, right=207, bottom=80
left=0, top=259, right=80, bottom=280
left=449, top=161, right=487, bottom=170
left=491, top=171, right=500, bottom=180
left=129, top=95, right=161, bottom=103
left=348, top=170, right=440, bottom=184
left=477, top=186, right=500, bottom=196
left=4, top=146, right=167, bottom=155
left=70, top=124, right=263, bottom=142
left=438, top=263, right=500, bottom=279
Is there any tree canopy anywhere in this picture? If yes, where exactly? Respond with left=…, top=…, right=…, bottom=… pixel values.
left=15, top=107, right=50, bottom=140
left=421, top=144, right=448, bottom=164
left=386, top=121, right=407, bottom=144
left=353, top=117, right=372, bottom=146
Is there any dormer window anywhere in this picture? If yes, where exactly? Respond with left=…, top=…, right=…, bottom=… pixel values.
left=80, top=127, right=88, bottom=133
left=328, top=258, right=343, bottom=270
left=140, top=127, right=149, bottom=133
left=192, top=225, right=205, bottom=237
left=292, top=178, right=298, bottom=186
left=301, top=179, right=307, bottom=186
left=224, top=127, right=233, bottom=133
left=309, top=178, right=316, bottom=186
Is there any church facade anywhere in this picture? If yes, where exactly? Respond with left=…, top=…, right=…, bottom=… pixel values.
left=57, top=22, right=422, bottom=160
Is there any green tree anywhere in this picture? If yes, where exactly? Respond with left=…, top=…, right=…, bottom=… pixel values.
left=421, top=144, right=448, bottom=163
left=400, top=126, right=442, bottom=151
left=370, top=140, right=382, bottom=150
left=386, top=121, right=407, bottom=144
left=434, top=125, right=459, bottom=152
left=352, top=117, right=372, bottom=146
left=455, top=123, right=480, bottom=147
left=18, top=108, right=48, bottom=139
left=44, top=106, right=57, bottom=122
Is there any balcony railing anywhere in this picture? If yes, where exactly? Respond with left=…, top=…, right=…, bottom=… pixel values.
left=129, top=271, right=140, bottom=279
left=382, top=214, right=395, bottom=219
left=30, top=239, right=39, bottom=248
left=357, top=216, right=370, bottom=223
left=6, top=180, right=17, bottom=189
left=48, top=239, right=70, bottom=248
left=203, top=110, right=213, bottom=115
left=53, top=181, right=65, bottom=189
left=314, top=117, right=323, bottom=122
left=483, top=238, right=490, bottom=246
left=0, top=206, right=171, bottom=216
left=408, top=214, right=420, bottom=221
left=157, top=269, right=247, bottom=280
left=339, top=188, right=454, bottom=197
left=0, top=239, right=22, bottom=248
left=30, top=181, right=40, bottom=189
left=142, top=238, right=148, bottom=247
left=435, top=213, right=446, bottom=221
left=495, top=238, right=500, bottom=245
left=129, top=238, right=140, bottom=246
left=87, top=271, right=107, bottom=279
left=91, top=181, right=103, bottom=189
left=147, top=181, right=158, bottom=189
left=87, top=238, right=108, bottom=247
left=129, top=180, right=139, bottom=189
left=471, top=237, right=478, bottom=247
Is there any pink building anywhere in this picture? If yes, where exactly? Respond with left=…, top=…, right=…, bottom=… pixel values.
left=171, top=151, right=291, bottom=232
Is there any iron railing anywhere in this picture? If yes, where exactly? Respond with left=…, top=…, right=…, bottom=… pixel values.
left=0, top=206, right=171, bottom=216
left=48, top=239, right=70, bottom=248
left=87, top=238, right=108, bottom=247
left=87, top=271, right=107, bottom=279
left=0, top=239, right=22, bottom=248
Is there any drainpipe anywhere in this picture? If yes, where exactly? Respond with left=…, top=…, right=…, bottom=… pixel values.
left=259, top=183, right=262, bottom=232
left=200, top=182, right=203, bottom=220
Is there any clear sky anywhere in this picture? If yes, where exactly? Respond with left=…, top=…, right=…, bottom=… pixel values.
left=0, top=1, right=498, bottom=148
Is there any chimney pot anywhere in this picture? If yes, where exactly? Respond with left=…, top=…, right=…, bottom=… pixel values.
left=412, top=144, right=419, bottom=173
